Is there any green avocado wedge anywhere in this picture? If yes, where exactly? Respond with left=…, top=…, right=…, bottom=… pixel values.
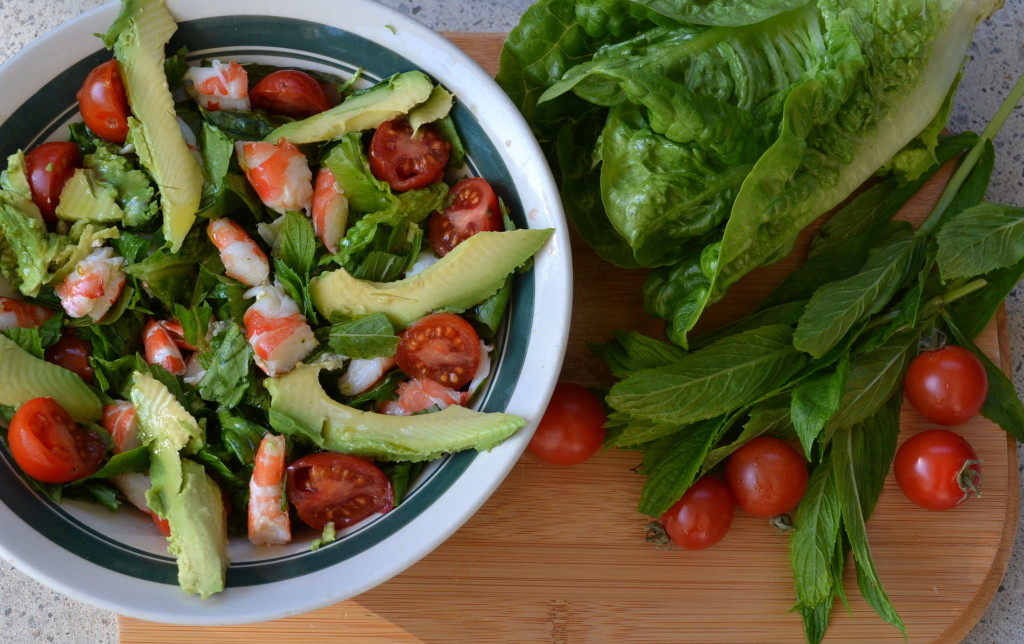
left=266, top=363, right=526, bottom=462
left=0, top=334, right=101, bottom=423
left=310, top=228, right=552, bottom=328
left=265, top=71, right=434, bottom=144
left=131, top=371, right=226, bottom=599
left=107, top=0, right=203, bottom=252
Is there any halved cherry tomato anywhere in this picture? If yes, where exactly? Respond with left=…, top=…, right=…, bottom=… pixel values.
left=7, top=397, right=106, bottom=484
left=76, top=59, right=131, bottom=144
left=286, top=452, right=394, bottom=530
left=528, top=382, right=606, bottom=465
left=368, top=119, right=450, bottom=192
left=45, top=330, right=94, bottom=383
left=661, top=476, right=734, bottom=550
left=395, top=313, right=481, bottom=389
left=894, top=429, right=981, bottom=511
left=725, top=436, right=808, bottom=518
left=250, top=69, right=332, bottom=118
left=428, top=177, right=503, bottom=257
left=904, top=345, right=988, bottom=426
left=25, top=142, right=80, bottom=224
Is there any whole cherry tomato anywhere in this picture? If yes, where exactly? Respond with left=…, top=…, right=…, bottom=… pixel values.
left=894, top=429, right=981, bottom=511
left=904, top=345, right=988, bottom=426
left=660, top=476, right=734, bottom=550
left=250, top=69, right=333, bottom=118
left=527, top=382, right=606, bottom=465
left=725, top=436, right=809, bottom=518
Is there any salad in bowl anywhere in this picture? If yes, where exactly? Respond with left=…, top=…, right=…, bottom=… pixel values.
left=0, top=0, right=569, bottom=624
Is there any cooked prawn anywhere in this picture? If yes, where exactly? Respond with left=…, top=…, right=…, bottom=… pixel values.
left=248, top=433, right=291, bottom=546
left=243, top=285, right=317, bottom=377
left=338, top=356, right=396, bottom=397
left=103, top=401, right=140, bottom=453
left=54, top=247, right=126, bottom=322
left=311, top=167, right=348, bottom=253
left=159, top=319, right=200, bottom=352
left=143, top=318, right=187, bottom=376
left=236, top=138, right=313, bottom=215
left=380, top=378, right=469, bottom=416
left=0, top=295, right=54, bottom=329
left=183, top=60, right=250, bottom=111
left=207, top=218, right=270, bottom=287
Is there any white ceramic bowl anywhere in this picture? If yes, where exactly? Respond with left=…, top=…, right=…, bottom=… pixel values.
left=0, top=0, right=570, bottom=625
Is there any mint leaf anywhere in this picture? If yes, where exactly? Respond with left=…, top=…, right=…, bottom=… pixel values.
left=216, top=408, right=266, bottom=467
left=278, top=210, right=316, bottom=278
left=790, top=452, right=841, bottom=608
left=636, top=415, right=727, bottom=516
left=324, top=312, right=398, bottom=359
left=936, top=202, right=1024, bottom=280
left=701, top=396, right=793, bottom=473
left=608, top=325, right=807, bottom=426
left=945, top=314, right=1024, bottom=442
left=794, top=227, right=921, bottom=359
left=791, top=355, right=849, bottom=458
left=823, top=329, right=919, bottom=442
left=833, top=424, right=905, bottom=638
left=591, top=329, right=686, bottom=379
left=173, top=302, right=212, bottom=352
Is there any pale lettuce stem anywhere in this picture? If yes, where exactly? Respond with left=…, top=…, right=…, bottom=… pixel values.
left=918, top=72, right=1024, bottom=237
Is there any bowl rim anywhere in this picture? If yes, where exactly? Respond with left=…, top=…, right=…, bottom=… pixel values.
left=0, top=0, right=571, bottom=625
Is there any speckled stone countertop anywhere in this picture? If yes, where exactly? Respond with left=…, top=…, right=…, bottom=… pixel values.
left=1, top=1, right=1023, bottom=642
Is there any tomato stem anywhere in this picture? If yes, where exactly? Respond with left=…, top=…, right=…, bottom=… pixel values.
left=918, top=327, right=948, bottom=354
left=769, top=513, right=795, bottom=532
left=959, top=459, right=983, bottom=502
left=644, top=520, right=672, bottom=549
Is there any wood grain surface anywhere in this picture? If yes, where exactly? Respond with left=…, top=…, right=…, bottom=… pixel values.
left=120, top=33, right=1019, bottom=643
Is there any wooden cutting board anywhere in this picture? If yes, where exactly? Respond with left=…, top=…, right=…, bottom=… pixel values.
left=120, top=34, right=1019, bottom=643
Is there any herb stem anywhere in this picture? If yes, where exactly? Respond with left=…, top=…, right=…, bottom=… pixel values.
left=939, top=278, right=989, bottom=307
left=916, top=278, right=989, bottom=321
left=918, top=72, right=1024, bottom=237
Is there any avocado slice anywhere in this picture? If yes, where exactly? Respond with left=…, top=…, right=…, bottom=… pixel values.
left=407, top=86, right=453, bottom=134
left=264, top=71, right=434, bottom=144
left=55, top=169, right=125, bottom=223
left=165, top=459, right=228, bottom=599
left=131, top=371, right=226, bottom=599
left=0, top=334, right=101, bottom=423
left=130, top=370, right=203, bottom=453
left=310, top=228, right=552, bottom=328
left=266, top=363, right=526, bottom=462
left=109, top=0, right=203, bottom=252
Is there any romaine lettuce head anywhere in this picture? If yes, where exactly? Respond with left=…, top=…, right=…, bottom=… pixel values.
left=499, top=0, right=1004, bottom=345
left=630, top=0, right=813, bottom=27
